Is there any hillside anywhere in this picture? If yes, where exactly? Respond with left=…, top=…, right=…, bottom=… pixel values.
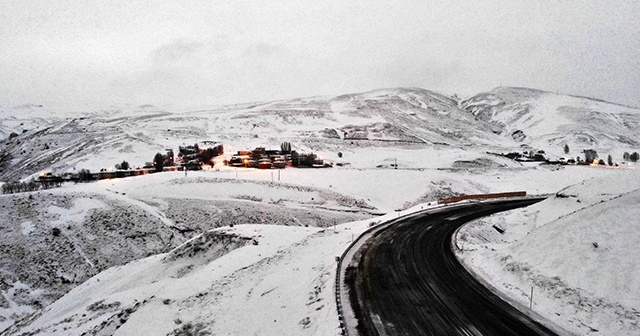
left=461, top=87, right=640, bottom=156
left=0, top=88, right=511, bottom=181
left=457, top=168, right=640, bottom=335
left=4, top=161, right=635, bottom=335
left=3, top=87, right=639, bottom=183
left=0, top=173, right=375, bottom=331
left=1, top=86, right=639, bottom=335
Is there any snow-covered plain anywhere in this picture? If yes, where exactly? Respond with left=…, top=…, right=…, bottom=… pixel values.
left=1, top=87, right=639, bottom=335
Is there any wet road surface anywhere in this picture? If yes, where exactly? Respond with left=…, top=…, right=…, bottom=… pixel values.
left=346, top=198, right=558, bottom=336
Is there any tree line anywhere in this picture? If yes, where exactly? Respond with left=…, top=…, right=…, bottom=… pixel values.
left=1, top=179, right=62, bottom=194
left=565, top=145, right=638, bottom=163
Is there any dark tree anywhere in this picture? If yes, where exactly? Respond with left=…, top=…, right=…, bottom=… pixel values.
left=598, top=159, right=605, bottom=165
left=563, top=144, right=570, bottom=154
left=584, top=149, right=598, bottom=163
left=280, top=142, right=292, bottom=154
left=153, top=152, right=165, bottom=172
left=120, top=160, right=130, bottom=170
left=78, top=169, right=92, bottom=181
left=338, top=152, right=343, bottom=158
left=607, top=154, right=613, bottom=166
left=290, top=150, right=300, bottom=167
left=200, top=149, right=214, bottom=166
left=631, top=152, right=639, bottom=162
left=300, top=153, right=317, bottom=167
left=623, top=152, right=630, bottom=161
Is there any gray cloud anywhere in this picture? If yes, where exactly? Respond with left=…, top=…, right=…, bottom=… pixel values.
left=151, top=40, right=203, bottom=65
left=1, top=0, right=639, bottom=111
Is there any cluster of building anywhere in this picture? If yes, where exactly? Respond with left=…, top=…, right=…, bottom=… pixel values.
left=228, top=147, right=288, bottom=169
left=228, top=146, right=330, bottom=169
left=35, top=142, right=330, bottom=185
left=493, top=149, right=548, bottom=162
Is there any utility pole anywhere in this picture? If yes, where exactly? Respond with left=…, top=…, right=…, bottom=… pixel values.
left=530, top=287, right=534, bottom=310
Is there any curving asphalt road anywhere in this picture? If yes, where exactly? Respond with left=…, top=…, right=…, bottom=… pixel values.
left=345, top=198, right=559, bottom=336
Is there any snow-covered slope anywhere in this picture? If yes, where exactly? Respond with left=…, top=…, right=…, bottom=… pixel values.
left=457, top=168, right=640, bottom=335
left=0, top=103, right=100, bottom=141
left=3, top=156, right=635, bottom=335
left=5, top=223, right=361, bottom=335
left=462, top=87, right=640, bottom=155
left=0, top=88, right=512, bottom=181
left=4, top=86, right=638, bottom=181
left=0, top=172, right=374, bottom=331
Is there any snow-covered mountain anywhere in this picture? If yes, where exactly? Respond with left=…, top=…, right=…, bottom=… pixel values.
left=0, top=103, right=101, bottom=141
left=0, top=87, right=512, bottom=181
left=0, top=89, right=510, bottom=180
left=462, top=87, right=640, bottom=153
left=1, top=86, right=639, bottom=335
left=3, top=86, right=639, bottom=182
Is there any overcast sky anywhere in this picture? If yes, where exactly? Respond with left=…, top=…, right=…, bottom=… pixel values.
left=1, top=0, right=639, bottom=112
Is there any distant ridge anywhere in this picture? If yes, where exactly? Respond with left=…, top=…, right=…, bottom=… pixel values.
left=461, top=86, right=640, bottom=150
left=1, top=86, right=638, bottom=180
left=489, top=86, right=639, bottom=109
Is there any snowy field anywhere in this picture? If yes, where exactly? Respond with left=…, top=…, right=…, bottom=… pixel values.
left=2, top=157, right=638, bottom=335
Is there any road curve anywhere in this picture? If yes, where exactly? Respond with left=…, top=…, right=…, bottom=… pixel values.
left=345, top=198, right=558, bottom=336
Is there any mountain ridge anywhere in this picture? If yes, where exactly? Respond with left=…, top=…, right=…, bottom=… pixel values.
left=1, top=86, right=638, bottom=181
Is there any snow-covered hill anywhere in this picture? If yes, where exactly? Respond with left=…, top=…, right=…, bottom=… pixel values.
left=457, top=167, right=640, bottom=335
left=0, top=88, right=512, bottom=181
left=1, top=86, right=639, bottom=335
left=3, top=87, right=639, bottom=181
left=462, top=87, right=640, bottom=156
left=0, top=171, right=376, bottom=331
left=0, top=103, right=100, bottom=141
left=5, top=164, right=635, bottom=335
